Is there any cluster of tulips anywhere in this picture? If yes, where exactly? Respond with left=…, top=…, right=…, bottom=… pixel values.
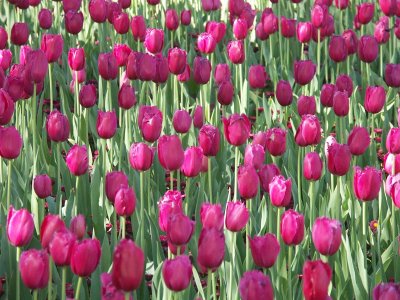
left=1, top=0, right=400, bottom=298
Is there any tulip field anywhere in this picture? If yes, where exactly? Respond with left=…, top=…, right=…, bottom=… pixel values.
left=1, top=0, right=400, bottom=299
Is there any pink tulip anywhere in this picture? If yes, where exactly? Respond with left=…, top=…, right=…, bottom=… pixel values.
left=197, top=227, right=225, bottom=272
left=312, top=217, right=342, bottom=256
left=200, top=203, right=224, bottom=230
left=239, top=271, right=274, bottom=300
left=303, top=152, right=323, bottom=181
left=138, top=105, right=163, bottom=142
left=303, top=260, right=332, bottom=300
left=7, top=206, right=34, bottom=247
left=20, top=249, right=49, bottom=289
left=162, top=255, right=193, bottom=291
left=225, top=201, right=249, bottom=232
left=281, top=210, right=304, bottom=245
left=249, top=233, right=280, bottom=268
left=269, top=175, right=292, bottom=207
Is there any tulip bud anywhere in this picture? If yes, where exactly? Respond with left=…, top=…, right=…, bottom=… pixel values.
left=162, top=255, right=193, bottom=292
left=281, top=209, right=304, bottom=245
left=71, top=239, right=101, bottom=277
left=347, top=126, right=370, bottom=156
left=113, top=12, right=130, bottom=34
left=280, top=17, right=296, bottom=38
left=374, top=17, right=390, bottom=44
left=342, top=29, right=358, bottom=55
left=239, top=271, right=274, bottom=300
left=181, top=146, right=203, bottom=177
left=40, top=214, right=66, bottom=249
left=303, top=260, right=332, bottom=300
left=173, top=110, right=192, bottom=133
left=0, top=126, right=23, bottom=159
left=320, top=83, right=336, bottom=107
left=70, top=215, right=86, bottom=240
left=265, top=128, right=286, bottom=156
left=20, top=249, right=49, bottom=290
left=258, top=164, right=281, bottom=193
left=115, top=187, right=136, bottom=217
left=297, top=22, right=312, bottom=43
left=223, top=113, right=251, bottom=146
left=311, top=4, right=328, bottom=28
left=193, top=56, right=211, bottom=84
left=252, top=131, right=267, bottom=150
left=11, top=22, right=29, bottom=45
left=333, top=91, right=349, bottom=117
left=112, top=240, right=144, bottom=292
left=386, top=127, right=400, bottom=154
left=312, top=217, right=342, bottom=255
left=65, top=10, right=83, bottom=35
left=358, top=35, right=379, bottom=63
left=138, top=105, right=163, bottom=142
left=0, top=89, right=14, bottom=125
left=275, top=80, right=293, bottom=106
left=329, top=35, right=348, bottom=62
left=269, top=175, right=292, bottom=207
left=294, top=60, right=316, bottom=85
left=297, top=95, right=316, bottom=116
left=262, top=11, right=278, bottom=35
left=107, top=0, right=122, bottom=21
left=295, top=114, right=322, bottom=147
left=206, top=21, right=226, bottom=43
left=105, top=171, right=129, bottom=204
left=7, top=206, right=34, bottom=247
left=158, top=135, right=184, bottom=171
left=168, top=48, right=187, bottom=75
left=233, top=18, right=248, bottom=40
left=197, top=32, right=217, bottom=55
left=34, top=174, right=52, bottom=199
left=177, top=64, right=190, bottom=82
left=66, top=145, right=89, bottom=176
left=303, top=152, right=323, bottom=181
left=78, top=84, right=97, bottom=108
left=197, top=227, right=225, bottom=272
left=384, top=153, right=400, bottom=175
left=129, top=142, right=154, bottom=172
left=227, top=40, right=245, bottom=64
left=0, top=50, right=12, bottom=71
left=214, top=64, right=231, bottom=84
left=373, top=283, right=400, bottom=299
left=89, top=0, right=107, bottom=23
left=202, top=0, right=221, bottom=11
left=385, top=64, right=400, bottom=88
left=63, top=0, right=81, bottom=12
left=327, top=142, right=351, bottom=176
left=199, top=125, right=220, bottom=156
left=181, top=10, right=191, bottom=26
left=144, top=28, right=164, bottom=54
left=24, top=49, right=49, bottom=84
left=167, top=212, right=195, bottom=246
left=112, top=44, right=131, bottom=67
left=379, top=0, right=397, bottom=16
left=244, top=144, right=265, bottom=170
left=119, top=0, right=131, bottom=9
left=357, top=3, right=375, bottom=24
left=96, top=110, right=117, bottom=139
left=158, top=191, right=183, bottom=232
left=225, top=201, right=249, bottom=232
left=200, top=203, right=224, bottom=230
left=98, top=52, right=118, bottom=80
left=46, top=110, right=70, bottom=142
left=192, top=105, right=203, bottom=129
left=238, top=165, right=259, bottom=199
left=40, top=34, right=63, bottom=63
left=353, top=166, right=382, bottom=201
left=0, top=26, right=8, bottom=49
left=165, top=9, right=179, bottom=31
left=154, top=55, right=169, bottom=84
left=49, top=229, right=77, bottom=266
left=249, top=233, right=280, bottom=268
left=130, top=16, right=146, bottom=42
left=248, top=65, right=269, bottom=89
left=68, top=48, right=85, bottom=71
left=117, top=84, right=136, bottom=110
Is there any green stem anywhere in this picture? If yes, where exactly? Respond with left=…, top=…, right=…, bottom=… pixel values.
left=288, top=246, right=293, bottom=300
left=317, top=29, right=321, bottom=76
left=212, top=272, right=217, bottom=300
left=75, top=277, right=83, bottom=300
left=246, top=199, right=252, bottom=271
left=49, top=63, right=54, bottom=111
left=61, top=267, right=67, bottom=300
left=6, top=159, right=12, bottom=209
left=48, top=255, right=53, bottom=300
left=297, top=147, right=302, bottom=211
left=185, top=177, right=190, bottom=215
left=16, top=247, right=21, bottom=300
left=125, top=292, right=130, bottom=300
left=120, top=216, right=126, bottom=239
left=233, top=147, right=239, bottom=200
left=230, top=232, right=236, bottom=300
left=33, top=290, right=38, bottom=300
left=208, top=158, right=212, bottom=202
left=170, top=171, right=174, bottom=191
left=309, top=181, right=315, bottom=230
left=206, top=269, right=212, bottom=300
left=140, top=171, right=145, bottom=250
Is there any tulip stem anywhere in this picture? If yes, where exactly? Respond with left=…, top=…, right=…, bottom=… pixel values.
left=75, top=277, right=83, bottom=300
left=233, top=147, right=239, bottom=200
left=120, top=216, right=126, bottom=239
left=380, top=46, right=383, bottom=78
left=212, top=271, right=217, bottom=300
left=16, top=247, right=21, bottom=300
left=57, top=143, right=62, bottom=216
left=170, top=171, right=174, bottom=191
left=317, top=29, right=321, bottom=76
left=309, top=181, right=315, bottom=230
left=206, top=269, right=212, bottom=300
left=229, top=232, right=236, bottom=300
left=288, top=246, right=293, bottom=300
left=124, top=292, right=130, bottom=300
left=33, top=290, right=38, bottom=300
left=208, top=158, right=212, bottom=202
left=6, top=159, right=11, bottom=209
left=61, top=267, right=67, bottom=300
left=49, top=63, right=54, bottom=111
left=185, top=177, right=190, bottom=215
left=48, top=256, right=53, bottom=300
left=140, top=171, right=145, bottom=251
left=246, top=199, right=252, bottom=271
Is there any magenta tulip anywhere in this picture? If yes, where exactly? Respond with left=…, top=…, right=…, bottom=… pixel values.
left=162, top=255, right=193, bottom=292
left=386, top=128, right=400, bottom=154
left=70, top=215, right=86, bottom=240
left=312, top=217, right=342, bottom=255
left=303, top=152, right=323, bottom=181
left=20, top=249, right=49, bottom=289
left=225, top=201, right=249, bottom=232
left=227, top=40, right=245, bottom=64
left=223, top=113, right=251, bottom=146
left=281, top=210, right=304, bottom=245
left=303, top=260, right=332, bottom=300
left=71, top=238, right=101, bottom=277
left=7, top=206, right=34, bottom=247
left=199, top=125, right=220, bottom=156
left=0, top=126, right=23, bottom=160
left=269, top=175, right=292, bottom=207
left=158, top=191, right=183, bottom=232
left=158, top=135, right=184, bottom=171
left=258, top=164, right=281, bottom=193
left=181, top=146, right=203, bottom=177
left=197, top=227, right=225, bottom=272
left=129, top=142, right=154, bottom=172
left=33, top=174, right=52, bottom=199
left=49, top=229, right=77, bottom=266
left=294, top=60, right=316, bottom=85
left=138, top=105, right=163, bottom=142
left=249, top=233, right=280, bottom=268
left=295, top=115, right=321, bottom=147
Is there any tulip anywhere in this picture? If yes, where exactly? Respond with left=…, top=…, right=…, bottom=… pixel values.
left=358, top=35, right=379, bottom=63
left=248, top=65, right=268, bottom=89
left=177, top=64, right=190, bottom=82
left=181, top=10, right=191, bottom=26
left=342, top=29, right=358, bottom=55
left=66, top=145, right=88, bottom=176
left=153, top=54, right=169, bottom=84
left=0, top=126, right=23, bottom=159
left=258, top=164, right=281, bottom=193
left=119, top=0, right=131, bottom=9
left=79, top=84, right=97, bottom=108
left=364, top=85, right=385, bottom=113
left=11, top=22, right=29, bottom=45
left=347, top=126, right=370, bottom=157
left=158, top=191, right=183, bottom=232
left=24, top=50, right=48, bottom=84
left=265, top=128, right=286, bottom=156
left=173, top=110, right=191, bottom=133
left=201, top=0, right=221, bottom=11
left=40, top=214, right=66, bottom=250
left=374, top=17, right=390, bottom=44
left=68, top=48, right=85, bottom=71
left=336, top=74, right=353, bottom=96
left=193, top=56, right=211, bottom=84
left=225, top=201, right=249, bottom=232
left=311, top=4, right=327, bottom=28
left=113, top=12, right=130, bottom=34
left=138, top=105, right=163, bottom=142
left=131, top=16, right=146, bottom=42
left=239, top=271, right=274, bottom=300
left=107, top=1, right=122, bottom=23
left=193, top=105, right=204, bottom=129
left=144, top=28, right=164, bottom=54
left=98, top=52, right=118, bottom=80
left=297, top=95, right=316, bottom=116
left=262, top=11, right=278, bottom=35
left=294, top=60, right=316, bottom=85
left=297, top=22, right=312, bottom=43
left=312, top=217, right=342, bottom=255
left=295, top=115, right=321, bottom=147
left=223, top=113, right=251, bottom=146
left=327, top=142, right=351, bottom=176
left=320, top=83, right=335, bottom=107
left=71, top=239, right=101, bottom=277
left=252, top=131, right=267, bottom=150
left=20, top=249, right=49, bottom=289
left=373, top=283, right=400, bottom=299
left=165, top=9, right=179, bottom=31
left=384, top=153, right=400, bottom=175
left=65, top=10, right=83, bottom=35
left=113, top=44, right=131, bottom=67
left=303, top=152, right=323, bottom=181
left=233, top=18, right=248, bottom=40
left=391, top=180, right=400, bottom=208
left=0, top=89, right=14, bottom=125
left=89, top=0, right=107, bottom=23
left=244, top=144, right=265, bottom=170
left=158, top=135, right=184, bottom=171
left=0, top=50, right=12, bottom=71
left=181, top=146, right=203, bottom=177
left=40, top=34, right=63, bottom=63
left=275, top=80, right=293, bottom=106
left=200, top=203, right=224, bottom=230
left=214, top=63, right=231, bottom=84
left=333, top=91, right=349, bottom=117
left=249, top=233, right=280, bottom=268
left=197, top=227, right=225, bottom=272
left=0, top=26, right=7, bottom=49
left=386, top=128, right=400, bottom=154
left=62, top=0, right=81, bottom=12
left=334, top=0, right=349, bottom=9
left=199, top=125, right=220, bottom=156
left=33, top=174, right=52, bottom=199
left=96, top=110, right=117, bottom=139
left=280, top=17, right=296, bottom=38
left=357, top=3, right=375, bottom=24
left=117, top=84, right=136, bottom=110
left=227, top=40, right=245, bottom=64
left=238, top=165, right=259, bottom=199
left=281, top=210, right=304, bottom=245
left=385, top=64, right=400, bottom=88
left=302, top=260, right=332, bottom=300
left=217, top=80, right=234, bottom=105
left=269, top=175, right=292, bottom=207
left=114, top=186, right=136, bottom=217
left=70, top=215, right=86, bottom=240
left=129, top=142, right=154, bottom=172
left=206, top=21, right=226, bottom=43
left=329, top=35, right=348, bottom=62
left=7, top=206, right=34, bottom=247
left=49, top=229, right=77, bottom=266
left=379, top=0, right=397, bottom=16
left=162, top=255, right=193, bottom=291
left=255, top=23, right=268, bottom=40
left=105, top=171, right=129, bottom=204
left=167, top=212, right=195, bottom=246
left=46, top=110, right=70, bottom=142
left=168, top=48, right=187, bottom=75
left=353, top=166, right=382, bottom=201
